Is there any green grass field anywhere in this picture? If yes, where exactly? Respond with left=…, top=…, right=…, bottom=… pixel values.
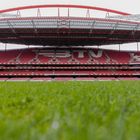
left=0, top=81, right=140, bottom=140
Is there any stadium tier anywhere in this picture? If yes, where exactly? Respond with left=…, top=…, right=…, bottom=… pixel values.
left=0, top=48, right=139, bottom=64
left=0, top=48, right=140, bottom=80
left=1, top=17, right=140, bottom=46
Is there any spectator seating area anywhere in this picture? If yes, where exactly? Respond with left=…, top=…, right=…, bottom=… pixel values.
left=0, top=48, right=140, bottom=81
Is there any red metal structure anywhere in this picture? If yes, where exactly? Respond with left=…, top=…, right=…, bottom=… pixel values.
left=0, top=4, right=139, bottom=46
left=0, top=4, right=140, bottom=81
left=0, top=4, right=130, bottom=15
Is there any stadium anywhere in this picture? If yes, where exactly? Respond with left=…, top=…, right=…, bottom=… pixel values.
left=0, top=4, right=140, bottom=81
left=1, top=3, right=140, bottom=140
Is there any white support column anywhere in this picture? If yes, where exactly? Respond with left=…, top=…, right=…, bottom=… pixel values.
left=58, top=8, right=60, bottom=18
left=68, top=8, right=70, bottom=18
left=119, top=44, right=121, bottom=51
left=16, top=10, right=21, bottom=18
left=5, top=43, right=7, bottom=52
left=105, top=12, right=110, bottom=18
left=137, top=42, right=139, bottom=51
left=86, top=9, right=90, bottom=18
left=37, top=8, right=41, bottom=17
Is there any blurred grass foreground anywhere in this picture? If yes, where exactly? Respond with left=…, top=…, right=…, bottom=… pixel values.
left=0, top=81, right=140, bottom=140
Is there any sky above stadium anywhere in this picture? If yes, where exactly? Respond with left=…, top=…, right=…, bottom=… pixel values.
left=1, top=0, right=139, bottom=14
left=0, top=0, right=140, bottom=51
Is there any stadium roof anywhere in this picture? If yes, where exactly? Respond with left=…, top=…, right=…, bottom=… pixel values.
left=0, top=4, right=140, bottom=47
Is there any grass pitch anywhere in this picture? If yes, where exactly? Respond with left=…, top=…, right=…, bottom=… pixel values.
left=0, top=81, right=140, bottom=140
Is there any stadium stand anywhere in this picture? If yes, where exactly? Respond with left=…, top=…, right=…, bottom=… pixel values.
left=0, top=4, right=140, bottom=81
left=0, top=48, right=140, bottom=81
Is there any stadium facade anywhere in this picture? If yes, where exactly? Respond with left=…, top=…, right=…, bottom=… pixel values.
left=0, top=4, right=140, bottom=81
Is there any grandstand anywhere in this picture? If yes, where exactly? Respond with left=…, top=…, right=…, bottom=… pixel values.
left=0, top=4, right=140, bottom=81
left=0, top=48, right=140, bottom=81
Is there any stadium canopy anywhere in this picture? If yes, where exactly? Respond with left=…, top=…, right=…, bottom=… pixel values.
left=0, top=4, right=140, bottom=51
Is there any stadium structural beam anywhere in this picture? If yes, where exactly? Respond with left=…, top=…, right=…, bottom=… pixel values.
left=86, top=9, right=90, bottom=18
left=37, top=8, right=41, bottom=17
left=109, top=22, right=119, bottom=36
left=0, top=4, right=130, bottom=16
left=7, top=20, right=16, bottom=35
left=90, top=21, right=96, bottom=34
left=31, top=20, right=38, bottom=34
